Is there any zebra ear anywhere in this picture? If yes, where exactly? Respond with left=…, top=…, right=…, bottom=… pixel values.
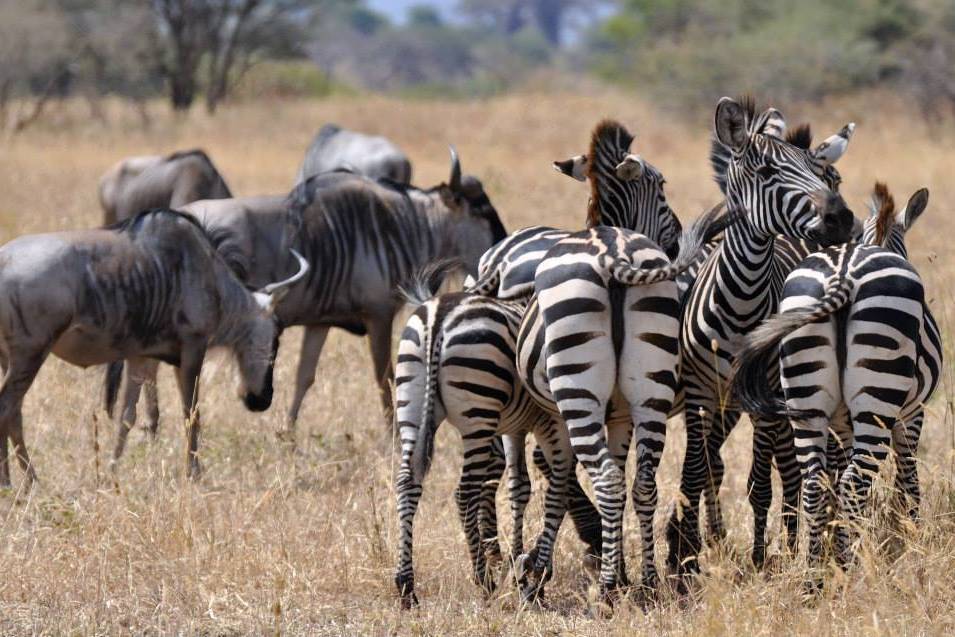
left=761, top=108, right=787, bottom=139
left=902, top=188, right=929, bottom=231
left=812, top=122, right=855, bottom=166
left=714, top=97, right=748, bottom=150
left=553, top=155, right=588, bottom=181
left=614, top=154, right=644, bottom=180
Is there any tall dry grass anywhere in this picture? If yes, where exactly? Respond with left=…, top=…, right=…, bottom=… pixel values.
left=0, top=91, right=954, bottom=635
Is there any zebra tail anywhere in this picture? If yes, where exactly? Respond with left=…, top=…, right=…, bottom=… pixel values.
left=730, top=276, right=854, bottom=420
left=410, top=302, right=445, bottom=483
left=607, top=201, right=738, bottom=286
left=103, top=360, right=125, bottom=418
left=398, top=257, right=462, bottom=306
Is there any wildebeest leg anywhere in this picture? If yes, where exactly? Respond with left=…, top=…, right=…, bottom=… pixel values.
left=366, top=315, right=395, bottom=430
left=112, top=357, right=159, bottom=468
left=280, top=325, right=329, bottom=441
left=143, top=363, right=161, bottom=436
left=175, top=345, right=206, bottom=480
left=0, top=351, right=48, bottom=487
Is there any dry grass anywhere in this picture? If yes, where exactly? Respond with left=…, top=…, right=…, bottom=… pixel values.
left=0, top=91, right=954, bottom=635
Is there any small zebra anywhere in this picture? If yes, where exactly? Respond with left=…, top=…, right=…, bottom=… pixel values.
left=732, top=183, right=941, bottom=577
left=393, top=278, right=597, bottom=606
left=515, top=205, right=728, bottom=601
left=668, top=96, right=857, bottom=577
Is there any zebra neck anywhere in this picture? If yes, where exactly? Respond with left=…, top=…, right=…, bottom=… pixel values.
left=709, top=216, right=779, bottom=328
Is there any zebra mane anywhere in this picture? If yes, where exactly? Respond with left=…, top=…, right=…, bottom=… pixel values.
left=587, top=119, right=635, bottom=227
left=869, top=181, right=896, bottom=247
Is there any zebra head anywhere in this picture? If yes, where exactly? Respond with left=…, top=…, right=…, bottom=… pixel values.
left=554, top=120, right=681, bottom=259
left=862, top=182, right=929, bottom=258
left=713, top=96, right=855, bottom=246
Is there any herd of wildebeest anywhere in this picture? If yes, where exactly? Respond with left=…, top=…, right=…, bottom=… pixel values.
left=0, top=96, right=942, bottom=610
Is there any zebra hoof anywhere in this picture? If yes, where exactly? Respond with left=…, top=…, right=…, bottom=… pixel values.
left=582, top=552, right=600, bottom=573
left=395, top=575, right=418, bottom=609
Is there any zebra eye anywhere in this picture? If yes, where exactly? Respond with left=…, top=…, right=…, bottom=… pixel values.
left=756, top=162, right=778, bottom=178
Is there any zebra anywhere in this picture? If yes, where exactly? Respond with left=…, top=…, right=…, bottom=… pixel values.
left=514, top=204, right=730, bottom=602
left=466, top=119, right=683, bottom=302
left=393, top=277, right=599, bottom=607
left=731, top=183, right=940, bottom=579
left=667, top=96, right=857, bottom=579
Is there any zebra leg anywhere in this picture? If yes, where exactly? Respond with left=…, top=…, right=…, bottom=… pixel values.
left=281, top=325, right=329, bottom=442
left=792, top=417, right=831, bottom=588
left=773, top=420, right=802, bottom=556
left=394, top=450, right=423, bottom=608
left=454, top=429, right=498, bottom=593
left=892, top=410, right=924, bottom=521
left=702, top=409, right=741, bottom=547
left=504, top=433, right=531, bottom=561
left=667, top=385, right=714, bottom=577
left=629, top=408, right=668, bottom=595
left=834, top=422, right=892, bottom=567
left=748, top=416, right=783, bottom=569
left=517, top=420, right=574, bottom=602
left=532, top=442, right=601, bottom=561
left=367, top=314, right=397, bottom=431
left=479, top=435, right=505, bottom=563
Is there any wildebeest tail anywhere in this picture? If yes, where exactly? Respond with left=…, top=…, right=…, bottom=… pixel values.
left=605, top=201, right=736, bottom=286
left=398, top=258, right=461, bottom=306
left=104, top=361, right=125, bottom=418
left=731, top=276, right=854, bottom=420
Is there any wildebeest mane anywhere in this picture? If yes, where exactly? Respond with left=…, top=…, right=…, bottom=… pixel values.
left=164, top=148, right=212, bottom=163
left=108, top=207, right=217, bottom=247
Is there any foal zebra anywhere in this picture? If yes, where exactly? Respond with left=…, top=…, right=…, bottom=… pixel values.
left=515, top=205, right=729, bottom=600
left=668, top=96, right=856, bottom=576
left=732, top=183, right=941, bottom=576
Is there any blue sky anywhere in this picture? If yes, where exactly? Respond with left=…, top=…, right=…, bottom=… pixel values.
left=366, top=0, right=451, bottom=24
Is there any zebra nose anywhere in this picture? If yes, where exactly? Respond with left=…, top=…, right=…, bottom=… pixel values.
left=815, top=191, right=854, bottom=245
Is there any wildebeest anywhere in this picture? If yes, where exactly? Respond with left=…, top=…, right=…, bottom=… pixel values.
left=295, top=124, right=413, bottom=185
left=0, top=208, right=307, bottom=487
left=98, top=149, right=233, bottom=225
left=110, top=149, right=506, bottom=449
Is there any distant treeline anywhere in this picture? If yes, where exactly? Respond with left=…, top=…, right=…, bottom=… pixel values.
left=1, top=0, right=953, bottom=131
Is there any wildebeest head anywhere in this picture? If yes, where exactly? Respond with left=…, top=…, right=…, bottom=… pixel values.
left=234, top=249, right=311, bottom=411
left=434, top=147, right=507, bottom=273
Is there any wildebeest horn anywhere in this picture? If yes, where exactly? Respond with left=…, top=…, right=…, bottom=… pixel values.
left=259, top=248, right=310, bottom=299
left=449, top=145, right=461, bottom=192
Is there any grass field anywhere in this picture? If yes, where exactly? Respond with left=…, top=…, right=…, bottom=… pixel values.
left=1, top=91, right=954, bottom=635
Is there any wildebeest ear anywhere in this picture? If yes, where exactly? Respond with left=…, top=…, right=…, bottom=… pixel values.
left=714, top=97, right=748, bottom=150
left=553, top=154, right=588, bottom=181
left=812, top=122, right=855, bottom=166
left=902, top=187, right=929, bottom=231
left=614, top=154, right=644, bottom=181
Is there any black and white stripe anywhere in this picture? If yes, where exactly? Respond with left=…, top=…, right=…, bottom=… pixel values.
left=668, top=96, right=856, bottom=576
left=732, top=183, right=941, bottom=577
left=515, top=208, right=726, bottom=600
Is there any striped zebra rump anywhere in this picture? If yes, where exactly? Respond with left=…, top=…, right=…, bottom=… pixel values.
left=731, top=183, right=942, bottom=574
left=393, top=289, right=594, bottom=605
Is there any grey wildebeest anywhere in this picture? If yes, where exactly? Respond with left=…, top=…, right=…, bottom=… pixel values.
left=0, top=208, right=308, bottom=487
left=109, top=149, right=506, bottom=453
left=99, top=149, right=233, bottom=225
left=295, top=124, right=413, bottom=185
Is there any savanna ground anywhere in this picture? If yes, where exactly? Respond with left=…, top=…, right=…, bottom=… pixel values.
left=1, top=90, right=955, bottom=635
